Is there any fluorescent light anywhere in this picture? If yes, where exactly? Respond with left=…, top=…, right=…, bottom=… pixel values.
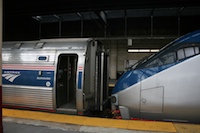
left=139, top=49, right=150, bottom=52
left=128, top=49, right=139, bottom=52
left=128, top=49, right=159, bottom=53
left=150, top=49, right=159, bottom=52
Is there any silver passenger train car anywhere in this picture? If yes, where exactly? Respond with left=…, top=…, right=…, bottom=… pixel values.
left=111, top=30, right=200, bottom=123
left=2, top=38, right=109, bottom=115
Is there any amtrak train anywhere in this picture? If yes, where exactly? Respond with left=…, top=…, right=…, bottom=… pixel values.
left=2, top=38, right=109, bottom=115
left=111, top=30, right=200, bottom=123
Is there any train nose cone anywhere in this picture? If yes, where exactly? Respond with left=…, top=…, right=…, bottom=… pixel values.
left=112, top=70, right=141, bottom=94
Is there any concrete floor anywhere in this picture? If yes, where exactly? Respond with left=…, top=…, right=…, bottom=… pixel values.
left=2, top=108, right=200, bottom=133
left=3, top=117, right=170, bottom=133
left=3, top=121, right=77, bottom=133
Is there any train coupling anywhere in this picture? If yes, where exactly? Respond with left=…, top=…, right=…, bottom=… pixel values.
left=111, top=105, right=131, bottom=120
left=112, top=109, right=122, bottom=119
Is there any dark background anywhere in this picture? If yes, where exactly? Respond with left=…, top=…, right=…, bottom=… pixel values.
left=3, top=0, right=200, bottom=41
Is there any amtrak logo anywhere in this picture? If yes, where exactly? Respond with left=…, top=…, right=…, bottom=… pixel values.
left=2, top=73, right=21, bottom=82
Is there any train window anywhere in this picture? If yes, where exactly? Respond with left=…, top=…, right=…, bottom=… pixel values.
left=145, top=59, right=159, bottom=68
left=145, top=52, right=176, bottom=68
left=185, top=47, right=194, bottom=57
left=137, top=43, right=200, bottom=69
left=177, top=46, right=199, bottom=61
left=159, top=52, right=176, bottom=65
left=195, top=47, right=199, bottom=54
left=177, top=49, right=185, bottom=60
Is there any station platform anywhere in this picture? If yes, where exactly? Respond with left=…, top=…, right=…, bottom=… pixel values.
left=2, top=108, right=200, bottom=133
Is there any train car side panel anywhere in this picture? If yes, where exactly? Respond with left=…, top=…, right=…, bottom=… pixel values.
left=2, top=50, right=56, bottom=111
left=2, top=39, right=109, bottom=116
left=115, top=83, right=141, bottom=119
left=140, top=55, right=200, bottom=122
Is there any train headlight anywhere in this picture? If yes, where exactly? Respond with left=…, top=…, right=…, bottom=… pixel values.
left=111, top=94, right=118, bottom=110
left=111, top=96, right=117, bottom=103
left=111, top=94, right=118, bottom=106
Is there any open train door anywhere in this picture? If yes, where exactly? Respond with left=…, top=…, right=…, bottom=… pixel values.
left=56, top=54, right=78, bottom=114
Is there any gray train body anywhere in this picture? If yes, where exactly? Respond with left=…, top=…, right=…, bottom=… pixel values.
left=111, top=30, right=200, bottom=123
left=2, top=38, right=109, bottom=115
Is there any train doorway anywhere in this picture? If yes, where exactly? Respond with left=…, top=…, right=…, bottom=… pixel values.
left=56, top=54, right=78, bottom=114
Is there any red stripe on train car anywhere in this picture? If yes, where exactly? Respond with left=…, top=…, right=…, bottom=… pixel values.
left=78, top=66, right=83, bottom=70
left=2, top=64, right=55, bottom=70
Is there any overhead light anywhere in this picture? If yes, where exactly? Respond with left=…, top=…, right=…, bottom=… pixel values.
left=150, top=49, right=159, bottom=52
left=128, top=49, right=159, bottom=53
left=139, top=49, right=150, bottom=52
left=128, top=49, right=138, bottom=52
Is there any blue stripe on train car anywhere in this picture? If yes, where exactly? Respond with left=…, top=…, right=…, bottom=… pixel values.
left=78, top=72, right=82, bottom=89
left=2, top=69, right=54, bottom=87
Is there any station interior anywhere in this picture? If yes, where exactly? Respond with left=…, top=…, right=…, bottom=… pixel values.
left=4, top=0, right=200, bottom=80
left=2, top=0, right=200, bottom=133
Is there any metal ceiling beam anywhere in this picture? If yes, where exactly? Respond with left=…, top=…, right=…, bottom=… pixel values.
left=94, top=11, right=107, bottom=26
left=151, top=9, right=155, bottom=37
left=93, top=11, right=108, bottom=37
left=76, top=12, right=84, bottom=37
left=100, top=11, right=107, bottom=24
left=177, top=7, right=185, bottom=36
left=53, top=14, right=62, bottom=37
left=124, top=10, right=127, bottom=37
left=178, top=7, right=185, bottom=15
left=32, top=16, right=42, bottom=22
left=31, top=7, right=200, bottom=23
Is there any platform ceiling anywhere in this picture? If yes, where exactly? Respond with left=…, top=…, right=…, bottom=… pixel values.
left=3, top=0, right=200, bottom=41
left=4, top=0, right=200, bottom=16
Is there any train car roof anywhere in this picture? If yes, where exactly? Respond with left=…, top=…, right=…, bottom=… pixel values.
left=160, top=29, right=200, bottom=51
left=173, top=29, right=200, bottom=44
left=2, top=38, right=93, bottom=50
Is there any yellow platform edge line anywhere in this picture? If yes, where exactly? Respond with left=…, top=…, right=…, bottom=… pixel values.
left=2, top=108, right=177, bottom=132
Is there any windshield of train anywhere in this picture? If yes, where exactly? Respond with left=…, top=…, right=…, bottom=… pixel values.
left=134, top=42, right=200, bottom=70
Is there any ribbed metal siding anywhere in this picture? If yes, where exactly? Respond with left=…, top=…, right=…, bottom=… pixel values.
left=3, top=86, right=54, bottom=110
